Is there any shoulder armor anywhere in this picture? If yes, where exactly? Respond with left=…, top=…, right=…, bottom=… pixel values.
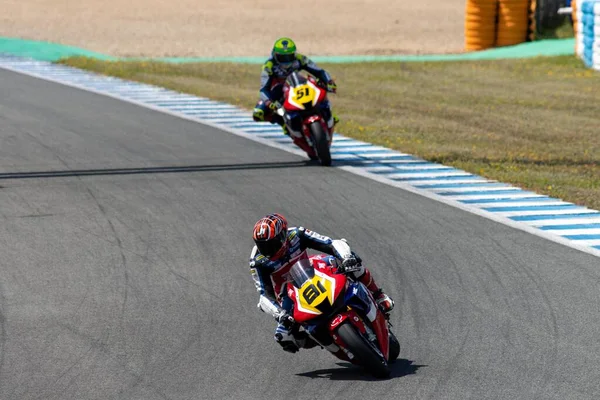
left=296, top=53, right=307, bottom=64
left=263, top=60, right=274, bottom=75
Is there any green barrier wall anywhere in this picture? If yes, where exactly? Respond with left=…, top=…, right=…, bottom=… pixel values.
left=0, top=37, right=575, bottom=64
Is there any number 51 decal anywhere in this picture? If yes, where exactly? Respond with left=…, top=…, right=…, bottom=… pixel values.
left=295, top=86, right=311, bottom=100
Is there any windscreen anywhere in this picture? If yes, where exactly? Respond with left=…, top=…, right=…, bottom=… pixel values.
left=288, top=257, right=315, bottom=288
left=285, top=72, right=306, bottom=88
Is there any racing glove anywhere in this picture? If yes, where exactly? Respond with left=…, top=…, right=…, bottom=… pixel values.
left=265, top=100, right=281, bottom=111
left=339, top=253, right=362, bottom=274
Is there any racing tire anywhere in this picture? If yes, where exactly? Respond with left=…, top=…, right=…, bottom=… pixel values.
left=534, top=0, right=567, bottom=33
left=388, top=330, right=400, bottom=363
left=309, top=121, right=332, bottom=167
left=337, top=322, right=390, bottom=378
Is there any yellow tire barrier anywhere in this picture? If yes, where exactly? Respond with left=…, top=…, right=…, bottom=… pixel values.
left=465, top=0, right=499, bottom=50
left=497, top=0, right=531, bottom=47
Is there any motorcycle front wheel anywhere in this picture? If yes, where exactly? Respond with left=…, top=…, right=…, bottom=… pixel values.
left=309, top=121, right=332, bottom=166
left=389, top=330, right=400, bottom=362
left=337, top=322, right=390, bottom=378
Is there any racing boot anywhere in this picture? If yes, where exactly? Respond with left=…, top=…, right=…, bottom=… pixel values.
left=274, top=119, right=289, bottom=136
left=356, top=269, right=394, bottom=314
left=274, top=325, right=300, bottom=353
left=274, top=324, right=318, bottom=353
left=268, top=113, right=289, bottom=136
left=373, top=289, right=394, bottom=314
left=333, top=113, right=340, bottom=126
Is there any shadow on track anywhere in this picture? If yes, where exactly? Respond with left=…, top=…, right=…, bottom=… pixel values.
left=296, top=359, right=425, bottom=381
left=0, top=160, right=316, bottom=180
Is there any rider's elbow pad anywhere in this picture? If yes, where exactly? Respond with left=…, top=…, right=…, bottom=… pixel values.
left=332, top=239, right=352, bottom=258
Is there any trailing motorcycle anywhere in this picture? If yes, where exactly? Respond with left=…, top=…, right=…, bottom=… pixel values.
left=276, top=71, right=335, bottom=166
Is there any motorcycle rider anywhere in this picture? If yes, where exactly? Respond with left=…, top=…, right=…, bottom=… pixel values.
left=249, top=213, right=394, bottom=354
left=252, top=37, right=339, bottom=139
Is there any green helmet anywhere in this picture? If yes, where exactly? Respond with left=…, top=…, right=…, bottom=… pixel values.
left=272, top=37, right=297, bottom=66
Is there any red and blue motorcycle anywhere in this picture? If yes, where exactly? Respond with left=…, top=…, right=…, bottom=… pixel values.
left=274, top=251, right=400, bottom=378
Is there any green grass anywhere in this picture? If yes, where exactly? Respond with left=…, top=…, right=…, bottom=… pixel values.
left=60, top=56, right=600, bottom=210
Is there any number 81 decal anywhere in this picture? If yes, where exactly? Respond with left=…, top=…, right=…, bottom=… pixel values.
left=302, top=280, right=327, bottom=304
left=296, top=274, right=335, bottom=315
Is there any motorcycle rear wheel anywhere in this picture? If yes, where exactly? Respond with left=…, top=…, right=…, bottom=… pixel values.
left=309, top=121, right=332, bottom=166
left=337, top=322, right=390, bottom=378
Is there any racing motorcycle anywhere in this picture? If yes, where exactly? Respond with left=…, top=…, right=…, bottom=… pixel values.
left=279, top=251, right=400, bottom=378
left=276, top=71, right=335, bottom=166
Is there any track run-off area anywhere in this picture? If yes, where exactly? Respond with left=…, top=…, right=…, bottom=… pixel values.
left=1, top=61, right=600, bottom=399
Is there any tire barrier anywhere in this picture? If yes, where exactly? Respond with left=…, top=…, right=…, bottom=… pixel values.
left=576, top=0, right=600, bottom=69
left=466, top=0, right=571, bottom=51
left=497, top=0, right=532, bottom=46
left=533, top=0, right=568, bottom=33
left=465, top=0, right=499, bottom=51
left=529, top=0, right=538, bottom=41
left=464, top=0, right=534, bottom=51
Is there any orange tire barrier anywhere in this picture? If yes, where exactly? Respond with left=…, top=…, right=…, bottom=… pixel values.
left=529, top=0, right=537, bottom=41
left=497, top=0, right=531, bottom=47
left=465, top=0, right=499, bottom=51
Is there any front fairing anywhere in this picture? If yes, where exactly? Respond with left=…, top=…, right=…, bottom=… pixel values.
left=289, top=255, right=348, bottom=324
left=344, top=282, right=377, bottom=320
left=282, top=72, right=324, bottom=113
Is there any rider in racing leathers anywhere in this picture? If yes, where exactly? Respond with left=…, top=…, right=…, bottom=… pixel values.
left=252, top=37, right=339, bottom=141
left=249, top=213, right=394, bottom=355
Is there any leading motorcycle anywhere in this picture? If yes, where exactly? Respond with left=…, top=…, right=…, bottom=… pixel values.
left=277, top=251, right=400, bottom=378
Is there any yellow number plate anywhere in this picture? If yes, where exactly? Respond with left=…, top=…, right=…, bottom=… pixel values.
left=298, top=275, right=334, bottom=314
left=293, top=84, right=316, bottom=104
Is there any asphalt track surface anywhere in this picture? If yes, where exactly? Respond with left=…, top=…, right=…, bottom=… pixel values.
left=1, top=68, right=600, bottom=400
